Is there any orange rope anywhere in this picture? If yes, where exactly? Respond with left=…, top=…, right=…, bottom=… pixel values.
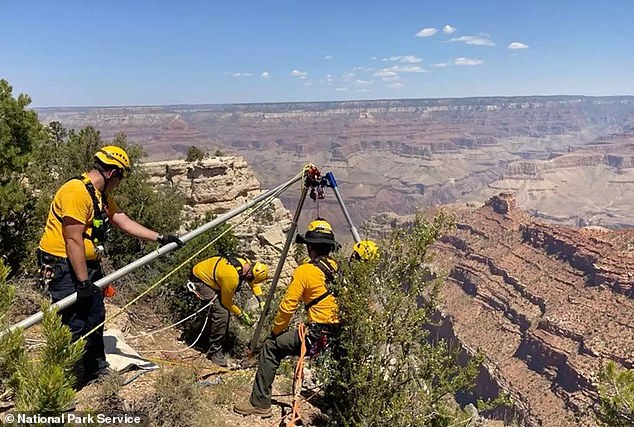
left=286, top=322, right=307, bottom=427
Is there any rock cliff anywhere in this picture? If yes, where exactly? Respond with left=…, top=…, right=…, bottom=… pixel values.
left=141, top=156, right=297, bottom=280
left=367, top=194, right=634, bottom=426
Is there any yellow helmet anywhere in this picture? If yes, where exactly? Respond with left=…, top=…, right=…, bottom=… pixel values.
left=250, top=261, right=269, bottom=284
left=295, top=218, right=338, bottom=247
left=352, top=240, right=379, bottom=261
left=95, top=145, right=131, bottom=176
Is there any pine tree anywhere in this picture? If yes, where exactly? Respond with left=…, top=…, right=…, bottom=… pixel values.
left=10, top=303, right=84, bottom=413
left=0, top=259, right=27, bottom=396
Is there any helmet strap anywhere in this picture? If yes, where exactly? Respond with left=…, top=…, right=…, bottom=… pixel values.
left=93, top=168, right=109, bottom=192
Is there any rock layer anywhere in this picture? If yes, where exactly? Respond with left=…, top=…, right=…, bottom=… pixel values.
left=429, top=193, right=634, bottom=426
left=142, top=157, right=296, bottom=280
left=37, top=96, right=634, bottom=237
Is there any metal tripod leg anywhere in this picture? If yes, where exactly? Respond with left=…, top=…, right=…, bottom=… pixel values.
left=325, top=172, right=361, bottom=243
left=249, top=183, right=310, bottom=353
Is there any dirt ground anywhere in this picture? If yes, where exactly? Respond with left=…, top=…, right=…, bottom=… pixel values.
left=1, top=290, right=325, bottom=427
left=75, top=302, right=326, bottom=427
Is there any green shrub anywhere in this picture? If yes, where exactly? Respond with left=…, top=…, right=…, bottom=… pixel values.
left=185, top=146, right=206, bottom=162
left=320, top=211, right=485, bottom=426
left=596, top=361, right=634, bottom=426
left=0, top=260, right=27, bottom=393
left=0, top=79, right=48, bottom=273
left=11, top=303, right=84, bottom=413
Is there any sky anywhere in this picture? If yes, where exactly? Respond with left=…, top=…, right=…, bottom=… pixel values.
left=2, top=0, right=633, bottom=107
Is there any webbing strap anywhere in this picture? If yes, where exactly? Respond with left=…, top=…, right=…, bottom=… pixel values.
left=211, top=254, right=246, bottom=288
left=49, top=176, right=108, bottom=241
left=305, top=256, right=337, bottom=310
left=305, top=290, right=332, bottom=310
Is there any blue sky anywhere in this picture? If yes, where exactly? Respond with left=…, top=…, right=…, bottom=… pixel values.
left=2, top=0, right=633, bottom=107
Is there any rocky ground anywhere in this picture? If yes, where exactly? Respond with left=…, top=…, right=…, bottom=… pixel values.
left=1, top=289, right=327, bottom=427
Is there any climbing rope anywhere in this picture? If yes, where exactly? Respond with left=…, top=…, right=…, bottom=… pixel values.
left=284, top=322, right=307, bottom=427
left=127, top=300, right=213, bottom=340
left=136, top=302, right=212, bottom=354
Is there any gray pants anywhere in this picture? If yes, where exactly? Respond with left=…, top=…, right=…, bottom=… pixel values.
left=207, top=290, right=230, bottom=356
left=250, top=329, right=302, bottom=408
left=250, top=324, right=339, bottom=409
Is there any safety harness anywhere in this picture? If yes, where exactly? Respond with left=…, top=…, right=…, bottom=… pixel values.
left=50, top=175, right=110, bottom=246
left=189, top=253, right=248, bottom=300
left=213, top=252, right=246, bottom=288
left=304, top=256, right=338, bottom=310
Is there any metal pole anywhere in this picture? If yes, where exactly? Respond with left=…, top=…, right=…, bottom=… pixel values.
left=249, top=183, right=310, bottom=353
left=325, top=172, right=361, bottom=243
left=3, top=173, right=302, bottom=335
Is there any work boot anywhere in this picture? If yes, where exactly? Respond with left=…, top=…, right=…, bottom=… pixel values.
left=210, top=351, right=228, bottom=367
left=233, top=399, right=272, bottom=418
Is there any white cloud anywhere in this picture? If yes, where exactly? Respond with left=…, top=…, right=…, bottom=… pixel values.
left=443, top=25, right=457, bottom=34
left=415, top=27, right=438, bottom=37
left=385, top=65, right=425, bottom=73
left=390, top=82, right=404, bottom=89
left=353, top=66, right=375, bottom=72
left=374, top=70, right=397, bottom=77
left=324, top=55, right=333, bottom=60
left=290, top=69, right=308, bottom=77
left=261, top=71, right=270, bottom=78
left=371, top=56, right=377, bottom=60
left=401, top=55, right=423, bottom=63
left=383, top=55, right=422, bottom=63
left=354, top=79, right=372, bottom=86
left=454, top=57, right=483, bottom=66
left=431, top=63, right=449, bottom=67
left=304, top=82, right=312, bottom=87
left=342, top=72, right=356, bottom=80
left=335, top=87, right=348, bottom=91
left=226, top=72, right=254, bottom=77
left=356, top=88, right=371, bottom=93
left=381, top=76, right=400, bottom=82
left=449, top=35, right=494, bottom=46
left=508, top=42, right=529, bottom=50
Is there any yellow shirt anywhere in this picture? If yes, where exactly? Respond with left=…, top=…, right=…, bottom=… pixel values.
left=192, top=256, right=263, bottom=315
left=272, top=261, right=339, bottom=335
left=38, top=174, right=118, bottom=261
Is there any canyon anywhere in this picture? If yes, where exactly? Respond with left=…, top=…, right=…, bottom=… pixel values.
left=370, top=194, right=634, bottom=426
left=37, top=96, right=634, bottom=236
left=36, top=97, right=634, bottom=425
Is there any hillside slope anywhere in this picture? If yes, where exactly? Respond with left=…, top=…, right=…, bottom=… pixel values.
left=428, top=194, right=634, bottom=426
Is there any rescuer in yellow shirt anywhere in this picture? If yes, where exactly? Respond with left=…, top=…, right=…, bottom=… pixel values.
left=234, top=218, right=340, bottom=417
left=36, top=146, right=183, bottom=383
left=187, top=255, right=269, bottom=366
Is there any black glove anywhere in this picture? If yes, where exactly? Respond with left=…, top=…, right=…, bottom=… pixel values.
left=157, top=234, right=184, bottom=248
left=77, top=279, right=98, bottom=299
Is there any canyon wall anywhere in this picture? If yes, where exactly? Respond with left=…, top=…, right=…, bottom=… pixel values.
left=366, top=193, right=634, bottom=426
left=141, top=156, right=297, bottom=281
left=38, top=96, right=634, bottom=236
left=426, top=194, right=634, bottom=426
